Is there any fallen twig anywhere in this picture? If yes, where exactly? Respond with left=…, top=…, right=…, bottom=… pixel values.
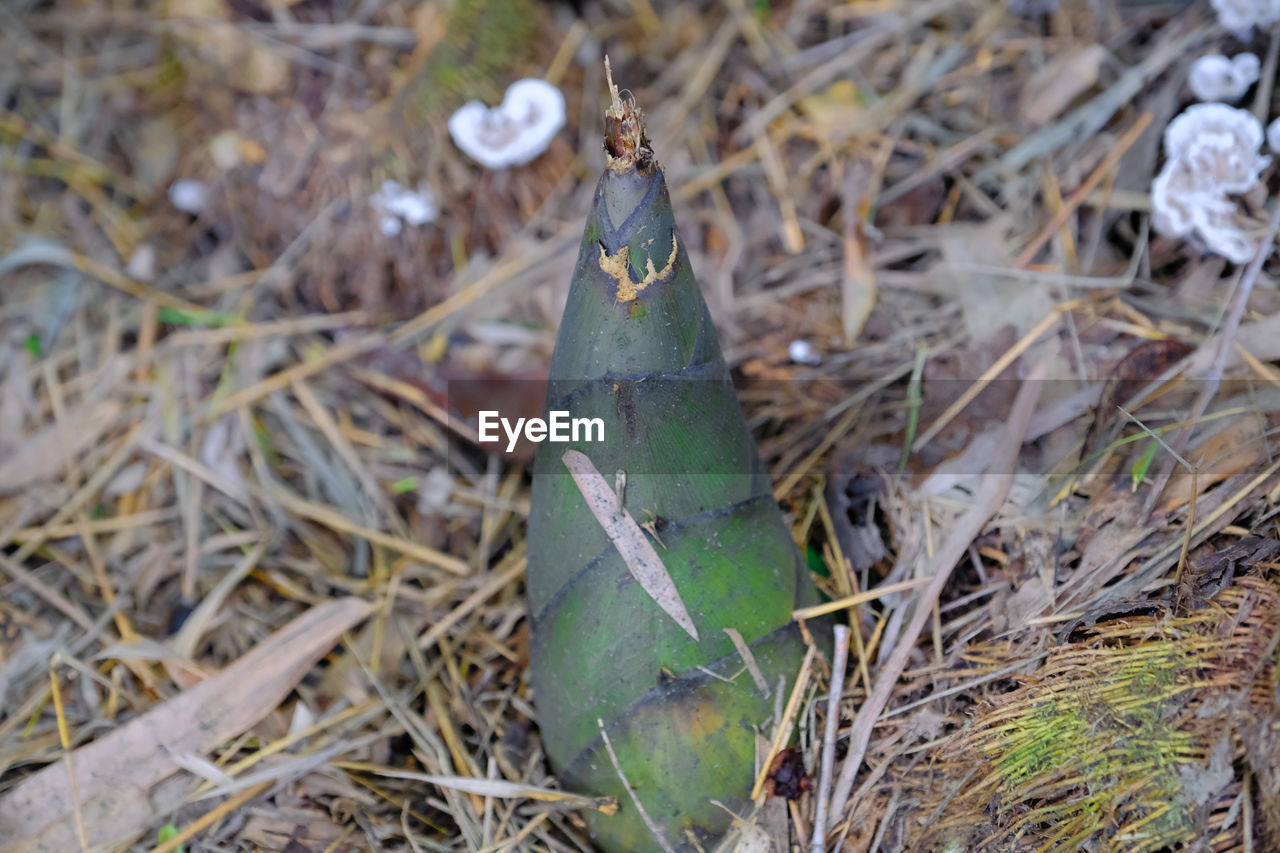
left=810, top=624, right=849, bottom=853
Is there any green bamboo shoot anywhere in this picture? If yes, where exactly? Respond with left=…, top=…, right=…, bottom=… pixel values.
left=528, top=74, right=820, bottom=852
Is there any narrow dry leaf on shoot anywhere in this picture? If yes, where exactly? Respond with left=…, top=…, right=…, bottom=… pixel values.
left=561, top=448, right=699, bottom=642
left=723, top=627, right=770, bottom=696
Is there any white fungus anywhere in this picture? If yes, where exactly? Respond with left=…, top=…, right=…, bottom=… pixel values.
left=788, top=340, right=822, bottom=366
left=1232, top=52, right=1261, bottom=82
left=125, top=243, right=157, bottom=282
left=448, top=79, right=566, bottom=170
left=1210, top=0, right=1280, bottom=38
left=1151, top=104, right=1270, bottom=263
left=1268, top=117, right=1280, bottom=154
left=1152, top=166, right=1258, bottom=262
left=1187, top=53, right=1259, bottom=103
left=369, top=180, right=439, bottom=237
left=1161, top=103, right=1268, bottom=193
left=168, top=179, right=208, bottom=214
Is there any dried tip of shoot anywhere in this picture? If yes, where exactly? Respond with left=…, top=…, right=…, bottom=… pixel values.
left=603, top=56, right=653, bottom=172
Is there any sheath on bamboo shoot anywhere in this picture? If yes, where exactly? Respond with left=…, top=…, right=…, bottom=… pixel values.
left=528, top=76, right=821, bottom=852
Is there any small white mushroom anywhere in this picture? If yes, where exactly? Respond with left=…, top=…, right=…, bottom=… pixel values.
left=383, top=184, right=437, bottom=226
left=125, top=243, right=157, bottom=282
left=788, top=340, right=822, bottom=366
left=1211, top=0, right=1259, bottom=36
left=1152, top=104, right=1270, bottom=263
left=1232, top=52, right=1261, bottom=82
left=1210, top=0, right=1280, bottom=38
left=369, top=179, right=438, bottom=237
left=1187, top=54, right=1259, bottom=103
left=1268, top=116, right=1280, bottom=154
left=168, top=179, right=208, bottom=213
left=448, top=78, right=566, bottom=170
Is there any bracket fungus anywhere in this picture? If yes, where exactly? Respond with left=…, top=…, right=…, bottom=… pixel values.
left=368, top=179, right=438, bottom=237
left=1152, top=103, right=1270, bottom=263
left=1187, top=53, right=1259, bottom=103
left=447, top=78, right=566, bottom=170
left=1210, top=0, right=1280, bottom=38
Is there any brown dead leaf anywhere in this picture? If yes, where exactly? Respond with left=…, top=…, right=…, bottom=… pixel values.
left=936, top=217, right=1055, bottom=344
left=1063, top=475, right=1155, bottom=603
left=1083, top=337, right=1195, bottom=464
left=166, top=0, right=290, bottom=95
left=0, top=597, right=373, bottom=853
left=797, top=80, right=863, bottom=136
left=1019, top=44, right=1107, bottom=127
left=561, top=450, right=699, bottom=641
left=318, top=602, right=429, bottom=707
left=0, top=400, right=122, bottom=495
left=992, top=573, right=1053, bottom=634
left=841, top=161, right=877, bottom=344
left=1159, top=412, right=1266, bottom=511
left=239, top=812, right=352, bottom=851
left=126, top=117, right=180, bottom=194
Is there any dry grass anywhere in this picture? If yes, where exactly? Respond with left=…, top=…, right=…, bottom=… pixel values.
left=2, top=0, right=1280, bottom=851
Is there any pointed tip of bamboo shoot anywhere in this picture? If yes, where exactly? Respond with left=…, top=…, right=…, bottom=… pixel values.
left=602, top=56, right=653, bottom=174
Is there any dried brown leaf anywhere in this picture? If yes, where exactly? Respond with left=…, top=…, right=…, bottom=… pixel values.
left=1159, top=413, right=1267, bottom=511
left=1018, top=45, right=1107, bottom=127
left=561, top=449, right=699, bottom=641
left=0, top=597, right=373, bottom=853
left=0, top=401, right=122, bottom=495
